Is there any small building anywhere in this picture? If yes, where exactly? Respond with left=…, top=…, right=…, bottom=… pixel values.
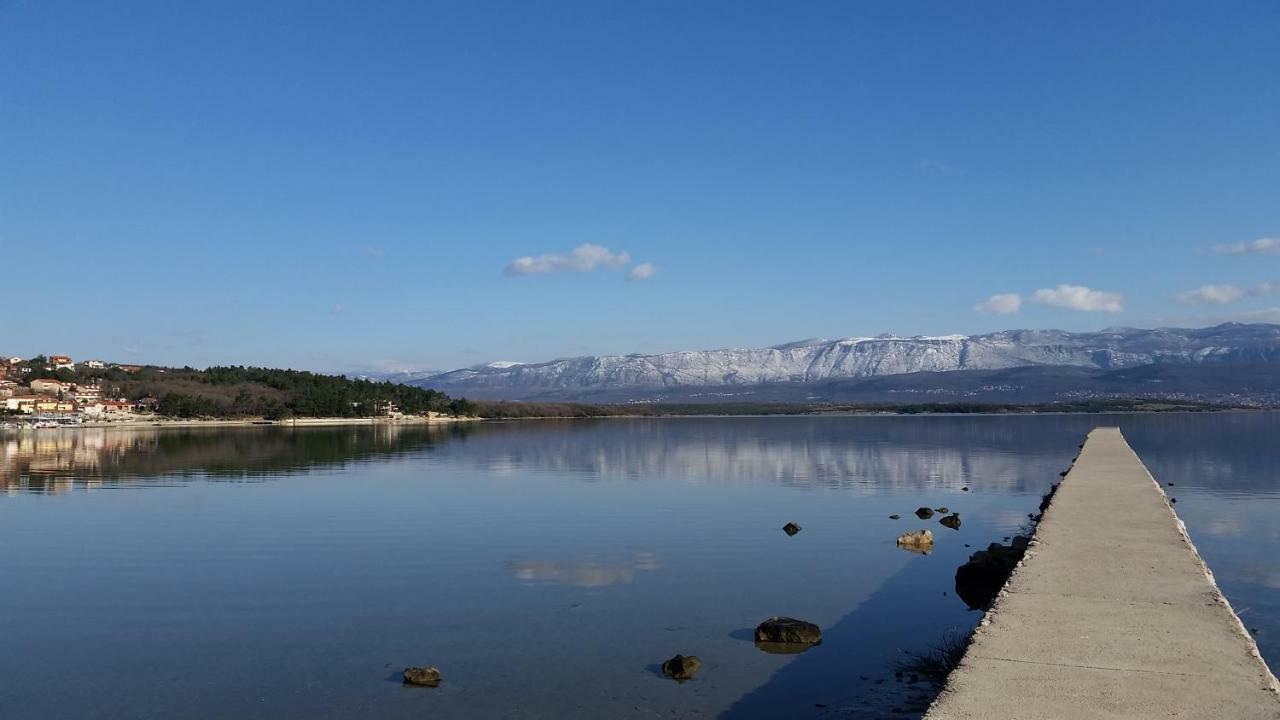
left=134, top=396, right=159, bottom=412
left=81, top=359, right=106, bottom=369
left=5, top=397, right=36, bottom=414
left=0, top=381, right=19, bottom=398
left=72, top=386, right=102, bottom=404
left=102, top=400, right=134, bottom=415
left=112, top=364, right=143, bottom=374
left=34, top=397, right=74, bottom=414
left=31, top=379, right=74, bottom=396
left=49, top=355, right=74, bottom=370
left=80, top=402, right=106, bottom=418
left=6, top=356, right=22, bottom=365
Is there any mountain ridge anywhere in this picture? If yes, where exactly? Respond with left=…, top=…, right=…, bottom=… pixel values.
left=399, top=323, right=1280, bottom=404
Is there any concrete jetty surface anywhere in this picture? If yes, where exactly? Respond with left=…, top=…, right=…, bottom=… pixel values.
left=926, top=427, right=1279, bottom=719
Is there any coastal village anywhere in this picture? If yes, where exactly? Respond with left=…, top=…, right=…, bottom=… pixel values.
left=0, top=354, right=470, bottom=429
left=0, top=355, right=157, bottom=427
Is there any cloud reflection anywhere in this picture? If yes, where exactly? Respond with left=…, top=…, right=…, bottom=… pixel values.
left=508, top=552, right=659, bottom=587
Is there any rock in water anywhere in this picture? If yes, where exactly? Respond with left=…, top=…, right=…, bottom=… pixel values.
left=661, top=654, right=702, bottom=681
left=934, top=507, right=949, bottom=514
left=915, top=507, right=934, bottom=519
left=755, top=617, right=822, bottom=646
left=403, top=666, right=441, bottom=687
left=888, top=514, right=901, bottom=520
left=961, top=486, right=970, bottom=492
left=783, top=522, right=802, bottom=536
left=954, top=541, right=1027, bottom=610
left=939, top=514, right=961, bottom=530
left=897, top=529, right=934, bottom=551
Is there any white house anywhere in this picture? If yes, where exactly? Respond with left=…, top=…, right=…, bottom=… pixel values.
left=80, top=402, right=106, bottom=418
left=31, top=379, right=74, bottom=395
left=4, top=397, right=36, bottom=414
left=72, top=386, right=102, bottom=404
left=81, top=359, right=106, bottom=369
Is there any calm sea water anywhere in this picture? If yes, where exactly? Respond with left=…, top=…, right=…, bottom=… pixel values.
left=1, top=414, right=1276, bottom=719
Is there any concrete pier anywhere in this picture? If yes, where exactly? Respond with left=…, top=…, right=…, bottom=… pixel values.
left=926, top=427, right=1279, bottom=719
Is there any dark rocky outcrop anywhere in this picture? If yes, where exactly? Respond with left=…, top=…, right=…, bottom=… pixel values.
left=755, top=617, right=822, bottom=647
left=938, top=514, right=961, bottom=530
left=954, top=539, right=1028, bottom=610
left=403, top=666, right=441, bottom=687
left=661, top=654, right=702, bottom=681
left=915, top=507, right=934, bottom=519
left=1038, top=483, right=1059, bottom=513
left=783, top=522, right=802, bottom=536
left=934, top=507, right=949, bottom=514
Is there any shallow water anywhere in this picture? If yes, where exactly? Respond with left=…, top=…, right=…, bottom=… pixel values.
left=1, top=414, right=1275, bottom=719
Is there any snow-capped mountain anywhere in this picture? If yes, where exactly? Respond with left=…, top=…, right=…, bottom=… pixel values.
left=410, top=323, right=1280, bottom=401
left=345, top=369, right=445, bottom=384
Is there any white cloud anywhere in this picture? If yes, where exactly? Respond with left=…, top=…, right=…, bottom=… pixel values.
left=1176, top=284, right=1245, bottom=305
left=972, top=293, right=1022, bottom=314
left=1176, top=282, right=1276, bottom=305
left=504, top=243, right=632, bottom=277
left=627, top=262, right=656, bottom=281
left=1031, top=284, right=1124, bottom=313
left=1213, top=237, right=1280, bottom=255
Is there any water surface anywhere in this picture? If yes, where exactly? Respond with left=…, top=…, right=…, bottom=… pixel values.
left=1, top=414, right=1275, bottom=718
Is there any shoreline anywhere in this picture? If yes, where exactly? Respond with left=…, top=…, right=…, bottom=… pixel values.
left=1, top=415, right=481, bottom=431
left=478, top=407, right=1268, bottom=420
left=2, top=406, right=1269, bottom=432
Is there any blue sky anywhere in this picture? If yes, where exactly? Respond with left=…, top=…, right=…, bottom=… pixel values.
left=2, top=1, right=1279, bottom=372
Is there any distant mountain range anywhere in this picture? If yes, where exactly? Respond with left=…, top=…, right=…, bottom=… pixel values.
left=396, top=324, right=1280, bottom=405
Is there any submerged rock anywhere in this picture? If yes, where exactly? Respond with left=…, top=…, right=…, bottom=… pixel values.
left=403, top=666, right=441, bottom=687
left=915, top=507, right=935, bottom=519
left=934, top=507, right=949, bottom=514
left=897, top=529, right=934, bottom=552
left=954, top=539, right=1028, bottom=610
left=661, top=654, right=702, bottom=681
left=782, top=522, right=802, bottom=536
left=938, top=514, right=961, bottom=530
left=961, top=486, right=970, bottom=492
left=755, top=617, right=822, bottom=646
left=889, top=514, right=901, bottom=520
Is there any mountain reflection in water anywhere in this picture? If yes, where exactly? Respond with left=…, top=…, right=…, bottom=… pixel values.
left=0, top=423, right=472, bottom=493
